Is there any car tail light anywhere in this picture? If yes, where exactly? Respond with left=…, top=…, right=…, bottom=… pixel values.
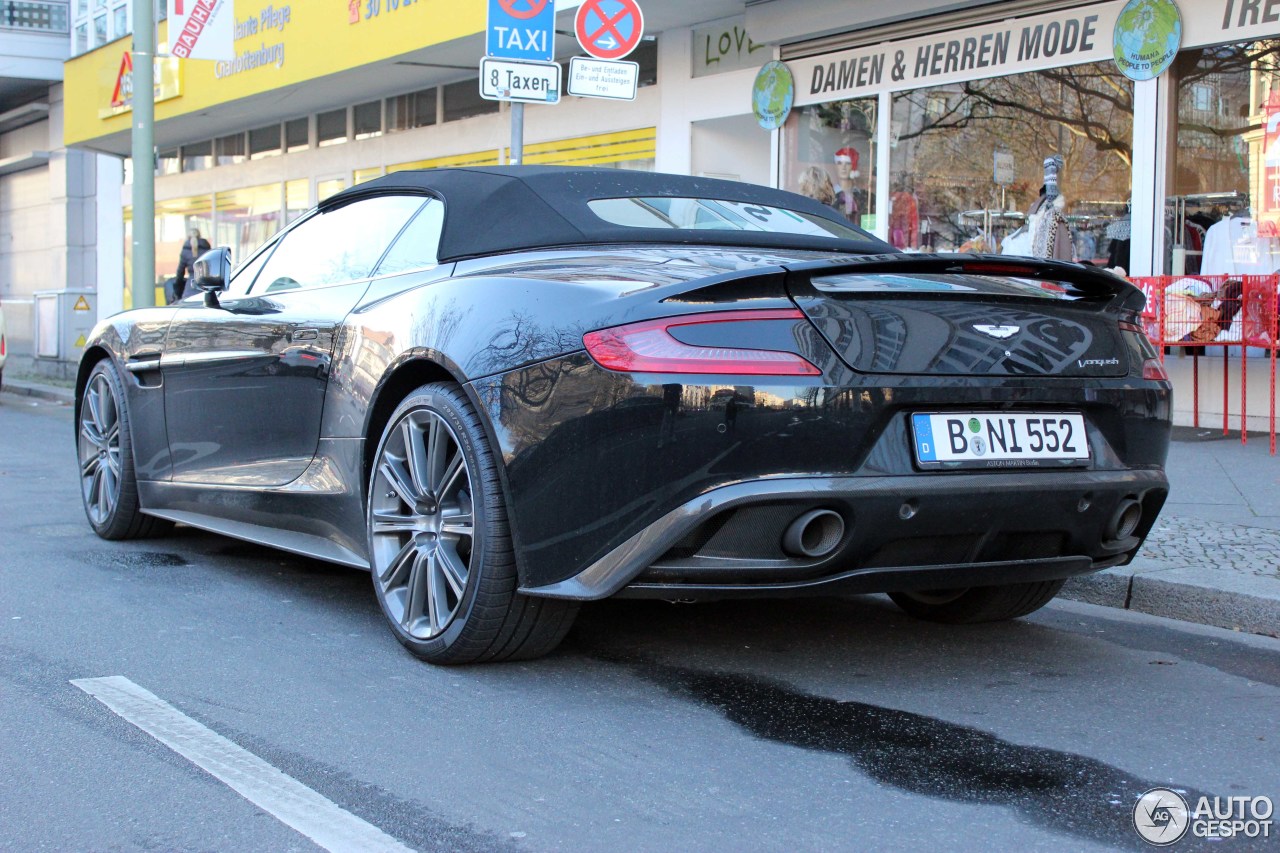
left=583, top=309, right=821, bottom=376
left=1142, top=358, right=1168, bottom=381
left=1119, top=320, right=1145, bottom=334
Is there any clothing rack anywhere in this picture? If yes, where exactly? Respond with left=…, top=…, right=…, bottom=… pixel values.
left=1166, top=192, right=1250, bottom=274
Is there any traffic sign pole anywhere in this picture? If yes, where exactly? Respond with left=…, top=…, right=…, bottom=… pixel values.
left=511, top=102, right=524, bottom=164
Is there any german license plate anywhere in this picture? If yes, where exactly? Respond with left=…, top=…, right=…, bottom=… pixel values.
left=911, top=412, right=1089, bottom=468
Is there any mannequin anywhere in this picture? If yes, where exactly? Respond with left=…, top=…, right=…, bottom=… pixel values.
left=833, top=147, right=861, bottom=223
left=1028, top=155, right=1072, bottom=261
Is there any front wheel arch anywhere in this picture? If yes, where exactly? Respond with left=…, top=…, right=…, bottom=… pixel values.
left=75, top=346, right=113, bottom=424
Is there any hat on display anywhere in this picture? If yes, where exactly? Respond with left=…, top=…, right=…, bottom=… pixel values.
left=834, top=147, right=860, bottom=177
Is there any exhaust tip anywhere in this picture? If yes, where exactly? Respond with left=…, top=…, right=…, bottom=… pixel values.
left=782, top=509, right=846, bottom=558
left=1107, top=498, right=1143, bottom=542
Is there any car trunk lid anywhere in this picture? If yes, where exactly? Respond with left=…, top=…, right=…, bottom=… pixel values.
left=784, top=254, right=1138, bottom=378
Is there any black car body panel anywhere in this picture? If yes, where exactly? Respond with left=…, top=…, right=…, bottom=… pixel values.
left=77, top=167, right=1170, bottom=610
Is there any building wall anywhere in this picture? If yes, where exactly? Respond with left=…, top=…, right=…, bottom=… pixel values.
left=0, top=86, right=120, bottom=355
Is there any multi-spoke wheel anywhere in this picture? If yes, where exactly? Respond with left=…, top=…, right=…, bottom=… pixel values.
left=368, top=382, right=578, bottom=664
left=889, top=579, right=1066, bottom=624
left=76, top=360, right=171, bottom=540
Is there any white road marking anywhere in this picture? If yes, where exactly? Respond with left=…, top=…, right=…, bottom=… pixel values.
left=71, top=676, right=414, bottom=853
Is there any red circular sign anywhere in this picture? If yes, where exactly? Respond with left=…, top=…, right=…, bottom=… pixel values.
left=499, top=0, right=549, bottom=21
left=575, top=0, right=645, bottom=61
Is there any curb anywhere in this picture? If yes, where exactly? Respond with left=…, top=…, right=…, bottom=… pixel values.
left=1061, top=558, right=1280, bottom=638
left=0, top=379, right=75, bottom=405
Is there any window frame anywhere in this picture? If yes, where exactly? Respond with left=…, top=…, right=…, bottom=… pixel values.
left=246, top=194, right=428, bottom=296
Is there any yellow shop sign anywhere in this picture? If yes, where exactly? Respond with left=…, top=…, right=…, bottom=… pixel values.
left=65, top=0, right=486, bottom=148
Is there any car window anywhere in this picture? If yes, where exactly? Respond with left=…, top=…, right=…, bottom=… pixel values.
left=588, top=196, right=863, bottom=240
left=251, top=195, right=425, bottom=294
left=222, top=240, right=275, bottom=297
left=374, top=199, right=444, bottom=276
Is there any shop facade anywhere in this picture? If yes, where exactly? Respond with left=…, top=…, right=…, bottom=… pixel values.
left=761, top=0, right=1280, bottom=429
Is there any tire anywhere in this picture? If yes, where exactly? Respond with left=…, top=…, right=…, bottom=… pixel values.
left=367, top=382, right=578, bottom=664
left=888, top=579, right=1066, bottom=624
left=77, top=360, right=173, bottom=540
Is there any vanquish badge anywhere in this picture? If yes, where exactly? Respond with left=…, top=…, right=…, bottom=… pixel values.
left=973, top=324, right=1020, bottom=339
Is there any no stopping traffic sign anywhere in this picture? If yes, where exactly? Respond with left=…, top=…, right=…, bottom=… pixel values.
left=498, top=0, right=549, bottom=19
left=575, top=0, right=644, bottom=61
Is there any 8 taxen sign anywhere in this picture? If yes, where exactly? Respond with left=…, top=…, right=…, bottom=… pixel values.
left=487, top=0, right=555, bottom=62
left=480, top=57, right=561, bottom=105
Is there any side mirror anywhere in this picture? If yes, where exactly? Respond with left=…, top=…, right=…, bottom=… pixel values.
left=192, top=247, right=232, bottom=294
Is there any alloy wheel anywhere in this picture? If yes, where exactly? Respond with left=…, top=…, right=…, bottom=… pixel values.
left=370, top=409, right=475, bottom=640
left=78, top=373, right=122, bottom=526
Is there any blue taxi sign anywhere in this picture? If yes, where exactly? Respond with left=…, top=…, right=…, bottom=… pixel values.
left=487, top=0, right=556, bottom=63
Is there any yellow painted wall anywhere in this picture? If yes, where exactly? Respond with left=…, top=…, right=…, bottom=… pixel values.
left=65, top=0, right=486, bottom=147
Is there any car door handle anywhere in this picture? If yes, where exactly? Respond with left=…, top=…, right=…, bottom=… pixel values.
left=291, top=328, right=319, bottom=342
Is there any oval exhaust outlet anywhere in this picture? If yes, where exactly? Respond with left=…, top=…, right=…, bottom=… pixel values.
left=782, top=509, right=846, bottom=558
left=1107, top=498, right=1143, bottom=542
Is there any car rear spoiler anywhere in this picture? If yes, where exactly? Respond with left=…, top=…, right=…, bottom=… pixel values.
left=783, top=252, right=1138, bottom=303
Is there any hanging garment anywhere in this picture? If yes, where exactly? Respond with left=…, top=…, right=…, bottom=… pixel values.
left=889, top=192, right=919, bottom=249
left=1184, top=221, right=1206, bottom=275
left=1201, top=216, right=1279, bottom=276
left=1001, top=226, right=1033, bottom=256
left=1028, top=195, right=1073, bottom=261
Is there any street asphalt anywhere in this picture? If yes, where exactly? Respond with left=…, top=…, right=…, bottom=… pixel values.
left=1, top=383, right=1278, bottom=851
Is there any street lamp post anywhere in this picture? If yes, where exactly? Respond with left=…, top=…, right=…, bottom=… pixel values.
left=130, top=0, right=156, bottom=309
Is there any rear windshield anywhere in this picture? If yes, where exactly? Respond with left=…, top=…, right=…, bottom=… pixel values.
left=589, top=197, right=863, bottom=241
left=811, top=273, right=1082, bottom=301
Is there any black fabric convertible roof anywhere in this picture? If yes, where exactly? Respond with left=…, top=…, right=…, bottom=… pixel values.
left=324, top=166, right=889, bottom=262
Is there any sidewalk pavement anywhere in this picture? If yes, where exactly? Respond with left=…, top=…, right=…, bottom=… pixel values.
left=1061, top=426, right=1280, bottom=637
left=3, top=375, right=1277, bottom=637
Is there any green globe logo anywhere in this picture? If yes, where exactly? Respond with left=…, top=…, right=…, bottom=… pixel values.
left=1113, top=0, right=1182, bottom=82
left=752, top=60, right=795, bottom=131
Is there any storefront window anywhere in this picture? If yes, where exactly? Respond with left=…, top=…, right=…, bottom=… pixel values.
left=155, top=195, right=214, bottom=285
left=317, top=109, right=348, bottom=147
left=354, top=101, right=382, bottom=140
left=249, top=124, right=282, bottom=159
left=1165, top=42, right=1280, bottom=275
left=887, top=60, right=1132, bottom=263
left=782, top=98, right=878, bottom=232
left=155, top=149, right=179, bottom=176
left=216, top=133, right=246, bottom=167
left=181, top=140, right=212, bottom=172
left=215, top=184, right=284, bottom=266
left=353, top=167, right=383, bottom=185
left=388, top=89, right=437, bottom=131
left=285, top=180, right=309, bottom=225
left=285, top=118, right=309, bottom=152
left=442, top=79, right=499, bottom=122
left=317, top=178, right=346, bottom=202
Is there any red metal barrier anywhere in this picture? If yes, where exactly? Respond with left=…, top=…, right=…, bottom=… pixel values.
left=1131, top=275, right=1277, bottom=454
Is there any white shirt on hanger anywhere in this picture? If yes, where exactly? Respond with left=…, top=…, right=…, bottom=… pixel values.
left=1200, top=216, right=1279, bottom=276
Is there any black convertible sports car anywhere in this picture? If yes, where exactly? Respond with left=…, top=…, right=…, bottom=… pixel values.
left=76, top=167, right=1171, bottom=663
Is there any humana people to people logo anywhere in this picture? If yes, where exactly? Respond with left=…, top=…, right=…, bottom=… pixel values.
left=1133, top=788, right=1274, bottom=845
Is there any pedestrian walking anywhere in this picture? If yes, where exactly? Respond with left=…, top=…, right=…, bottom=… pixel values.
left=173, top=228, right=211, bottom=303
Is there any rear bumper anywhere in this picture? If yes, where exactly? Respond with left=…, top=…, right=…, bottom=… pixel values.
left=518, top=469, right=1168, bottom=601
